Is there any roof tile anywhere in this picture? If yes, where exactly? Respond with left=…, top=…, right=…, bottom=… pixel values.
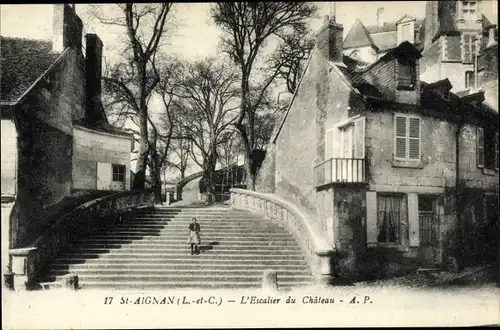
left=1, top=36, right=61, bottom=102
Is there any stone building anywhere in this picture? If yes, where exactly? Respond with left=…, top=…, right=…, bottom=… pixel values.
left=343, top=9, right=425, bottom=64
left=342, top=1, right=498, bottom=99
left=420, top=0, right=498, bottom=94
left=258, top=14, right=498, bottom=276
left=0, top=4, right=133, bottom=248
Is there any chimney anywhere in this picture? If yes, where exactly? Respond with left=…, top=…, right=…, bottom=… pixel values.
left=377, top=7, right=385, bottom=28
left=316, top=15, right=344, bottom=63
left=487, top=24, right=497, bottom=48
left=85, top=34, right=104, bottom=122
left=52, top=4, right=83, bottom=53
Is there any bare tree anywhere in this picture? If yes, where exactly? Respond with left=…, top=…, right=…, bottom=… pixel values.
left=174, top=59, right=240, bottom=203
left=211, top=2, right=317, bottom=190
left=271, top=33, right=315, bottom=94
left=91, top=3, right=174, bottom=189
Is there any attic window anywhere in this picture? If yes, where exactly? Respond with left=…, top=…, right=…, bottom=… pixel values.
left=462, top=1, right=477, bottom=22
left=397, top=58, right=416, bottom=90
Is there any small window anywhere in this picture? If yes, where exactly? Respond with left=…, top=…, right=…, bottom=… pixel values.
left=394, top=114, right=421, bottom=161
left=397, top=58, right=416, bottom=89
left=377, top=194, right=408, bottom=244
left=463, top=34, right=478, bottom=64
left=477, top=127, right=499, bottom=170
left=112, top=164, right=126, bottom=182
left=463, top=1, right=477, bottom=21
left=465, top=70, right=475, bottom=89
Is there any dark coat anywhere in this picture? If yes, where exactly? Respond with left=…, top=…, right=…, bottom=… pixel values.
left=189, top=223, right=201, bottom=232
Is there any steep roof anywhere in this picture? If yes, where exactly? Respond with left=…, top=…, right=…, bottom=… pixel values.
left=343, top=19, right=377, bottom=50
left=1, top=36, right=62, bottom=103
left=346, top=17, right=425, bottom=52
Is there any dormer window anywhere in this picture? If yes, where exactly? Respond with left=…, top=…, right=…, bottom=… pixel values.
left=398, top=23, right=413, bottom=44
left=462, top=1, right=477, bottom=21
left=397, top=58, right=416, bottom=90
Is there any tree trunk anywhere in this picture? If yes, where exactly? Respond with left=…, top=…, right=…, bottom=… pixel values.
left=133, top=114, right=149, bottom=189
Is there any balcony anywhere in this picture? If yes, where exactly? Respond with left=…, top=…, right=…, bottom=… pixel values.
left=314, top=158, right=366, bottom=187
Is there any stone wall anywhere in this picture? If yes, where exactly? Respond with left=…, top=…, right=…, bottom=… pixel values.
left=441, top=62, right=474, bottom=92
left=29, top=48, right=86, bottom=135
left=458, top=124, right=499, bottom=190
left=72, top=125, right=132, bottom=191
left=8, top=46, right=86, bottom=248
left=10, top=112, right=73, bottom=248
left=1, top=119, right=17, bottom=196
left=366, top=112, right=457, bottom=190
left=420, top=37, right=441, bottom=83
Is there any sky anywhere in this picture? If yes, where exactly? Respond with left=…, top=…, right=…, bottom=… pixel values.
left=3, top=2, right=497, bottom=63
left=1, top=2, right=498, bottom=179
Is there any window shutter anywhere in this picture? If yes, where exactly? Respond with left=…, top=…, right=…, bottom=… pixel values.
left=395, top=115, right=407, bottom=159
left=408, top=193, right=420, bottom=247
left=354, top=117, right=366, bottom=159
left=366, top=191, right=378, bottom=245
left=333, top=128, right=341, bottom=158
left=408, top=117, right=421, bottom=160
left=325, top=128, right=335, bottom=160
left=477, top=127, right=484, bottom=168
left=97, top=162, right=112, bottom=190
left=495, top=132, right=499, bottom=170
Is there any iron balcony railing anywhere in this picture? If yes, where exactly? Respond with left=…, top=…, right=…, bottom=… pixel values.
left=314, top=158, right=366, bottom=187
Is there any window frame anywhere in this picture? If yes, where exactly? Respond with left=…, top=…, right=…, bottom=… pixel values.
left=465, top=70, right=475, bottom=89
left=462, top=33, right=478, bottom=64
left=397, top=58, right=417, bottom=90
left=462, top=1, right=477, bottom=21
left=477, top=127, right=499, bottom=171
left=394, top=114, right=422, bottom=162
left=112, top=164, right=126, bottom=183
left=376, top=193, right=409, bottom=246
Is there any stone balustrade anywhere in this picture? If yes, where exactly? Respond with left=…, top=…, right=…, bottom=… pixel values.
left=229, top=188, right=335, bottom=285
left=8, top=189, right=155, bottom=289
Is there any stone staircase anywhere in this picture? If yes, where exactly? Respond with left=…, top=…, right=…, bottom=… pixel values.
left=38, top=206, right=313, bottom=289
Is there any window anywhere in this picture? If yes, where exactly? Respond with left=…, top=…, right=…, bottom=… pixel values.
left=463, top=33, right=478, bottom=63
left=377, top=194, right=408, bottom=244
left=465, top=70, right=475, bottom=89
left=397, top=58, right=416, bottom=89
left=398, top=23, right=413, bottom=44
left=477, top=127, right=499, bottom=170
left=394, top=115, right=421, bottom=161
left=462, top=1, right=477, bottom=21
left=325, top=117, right=365, bottom=160
left=112, top=164, right=126, bottom=182
left=418, top=195, right=439, bottom=245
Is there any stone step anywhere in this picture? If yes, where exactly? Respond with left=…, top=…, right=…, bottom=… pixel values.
left=39, top=280, right=309, bottom=290
left=50, top=257, right=309, bottom=265
left=71, top=242, right=299, bottom=249
left=48, top=263, right=309, bottom=271
left=45, top=273, right=313, bottom=282
left=55, top=253, right=307, bottom=261
left=86, top=229, right=293, bottom=239
left=61, top=248, right=305, bottom=256
left=114, top=224, right=284, bottom=230
left=46, top=268, right=311, bottom=277
left=77, top=238, right=297, bottom=245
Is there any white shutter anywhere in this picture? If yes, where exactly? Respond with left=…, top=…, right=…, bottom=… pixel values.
left=477, top=127, right=484, bottom=168
left=354, top=117, right=366, bottom=159
left=408, top=117, right=421, bottom=160
left=408, top=193, right=420, bottom=247
left=325, top=128, right=335, bottom=160
left=333, top=128, right=341, bottom=158
left=394, top=115, right=407, bottom=159
left=97, top=162, right=112, bottom=190
left=366, top=191, right=378, bottom=245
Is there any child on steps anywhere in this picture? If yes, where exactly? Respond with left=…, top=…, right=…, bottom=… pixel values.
left=187, top=217, right=201, bottom=255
